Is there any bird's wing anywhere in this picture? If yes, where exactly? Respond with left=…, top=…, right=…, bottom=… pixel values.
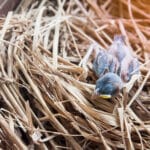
left=93, top=52, right=109, bottom=77
left=109, top=56, right=120, bottom=73
left=129, top=58, right=140, bottom=75
left=120, top=56, right=132, bottom=82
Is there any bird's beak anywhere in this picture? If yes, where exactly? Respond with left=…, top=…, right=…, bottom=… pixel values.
left=99, top=94, right=112, bottom=99
left=93, top=88, right=112, bottom=99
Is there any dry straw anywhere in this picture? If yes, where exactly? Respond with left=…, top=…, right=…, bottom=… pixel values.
left=0, top=0, right=150, bottom=149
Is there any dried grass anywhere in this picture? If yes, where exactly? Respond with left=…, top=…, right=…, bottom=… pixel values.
left=0, top=0, right=150, bottom=149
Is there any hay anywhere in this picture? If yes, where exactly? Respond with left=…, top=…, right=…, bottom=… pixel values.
left=0, top=0, right=150, bottom=149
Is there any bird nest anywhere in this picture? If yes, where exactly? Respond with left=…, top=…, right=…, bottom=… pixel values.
left=0, top=0, right=150, bottom=149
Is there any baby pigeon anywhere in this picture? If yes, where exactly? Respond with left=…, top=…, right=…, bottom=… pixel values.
left=108, top=35, right=140, bottom=82
left=93, top=50, right=119, bottom=77
left=95, top=72, right=123, bottom=99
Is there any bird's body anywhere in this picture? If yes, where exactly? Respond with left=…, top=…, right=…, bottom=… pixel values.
left=93, top=50, right=119, bottom=77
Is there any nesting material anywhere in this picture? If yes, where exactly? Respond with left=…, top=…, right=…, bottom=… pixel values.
left=0, top=0, right=150, bottom=149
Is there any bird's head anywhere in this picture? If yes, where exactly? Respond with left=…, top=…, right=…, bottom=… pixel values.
left=114, top=35, right=125, bottom=43
left=94, top=73, right=123, bottom=99
left=108, top=35, right=126, bottom=62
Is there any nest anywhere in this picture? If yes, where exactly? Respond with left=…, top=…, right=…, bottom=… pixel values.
left=0, top=0, right=150, bottom=149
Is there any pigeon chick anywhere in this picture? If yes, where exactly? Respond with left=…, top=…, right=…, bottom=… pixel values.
left=108, top=35, right=127, bottom=62
left=93, top=50, right=119, bottom=78
left=94, top=72, right=123, bottom=99
left=108, top=35, right=140, bottom=82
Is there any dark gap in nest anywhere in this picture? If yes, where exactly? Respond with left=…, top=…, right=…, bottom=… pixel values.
left=30, top=1, right=41, bottom=10
left=43, top=6, right=55, bottom=17
left=0, top=128, right=18, bottom=149
left=62, top=106, right=90, bottom=140
left=142, top=84, right=149, bottom=92
left=19, top=85, right=33, bottom=102
left=2, top=44, right=8, bottom=69
left=15, top=126, right=32, bottom=145
left=18, top=71, right=47, bottom=123
left=103, top=129, right=122, bottom=141
left=42, top=120, right=55, bottom=131
left=4, top=30, right=13, bottom=41
left=0, top=135, right=15, bottom=150
left=24, top=39, right=32, bottom=51
left=0, top=96, right=10, bottom=110
left=131, top=101, right=150, bottom=121
left=18, top=70, right=28, bottom=83
left=86, top=70, right=97, bottom=84
left=53, top=135, right=70, bottom=148
left=140, top=130, right=150, bottom=137
left=49, top=0, right=58, bottom=9
left=81, top=140, right=105, bottom=150
left=57, top=114, right=78, bottom=134
left=62, top=2, right=69, bottom=11
left=59, top=102, right=89, bottom=140
left=131, top=131, right=141, bottom=143
left=63, top=100, right=86, bottom=120
left=41, top=142, right=52, bottom=150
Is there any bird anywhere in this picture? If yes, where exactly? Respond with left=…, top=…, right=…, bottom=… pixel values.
left=93, top=35, right=140, bottom=99
left=94, top=72, right=123, bottom=99
left=92, top=47, right=122, bottom=99
left=80, top=35, right=140, bottom=99
left=120, top=56, right=140, bottom=82
left=108, top=35, right=126, bottom=62
left=108, top=35, right=140, bottom=82
left=93, top=50, right=119, bottom=78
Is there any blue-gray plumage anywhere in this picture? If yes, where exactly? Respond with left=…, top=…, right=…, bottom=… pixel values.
left=93, top=50, right=119, bottom=78
left=129, top=58, right=140, bottom=75
left=95, top=73, right=122, bottom=98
